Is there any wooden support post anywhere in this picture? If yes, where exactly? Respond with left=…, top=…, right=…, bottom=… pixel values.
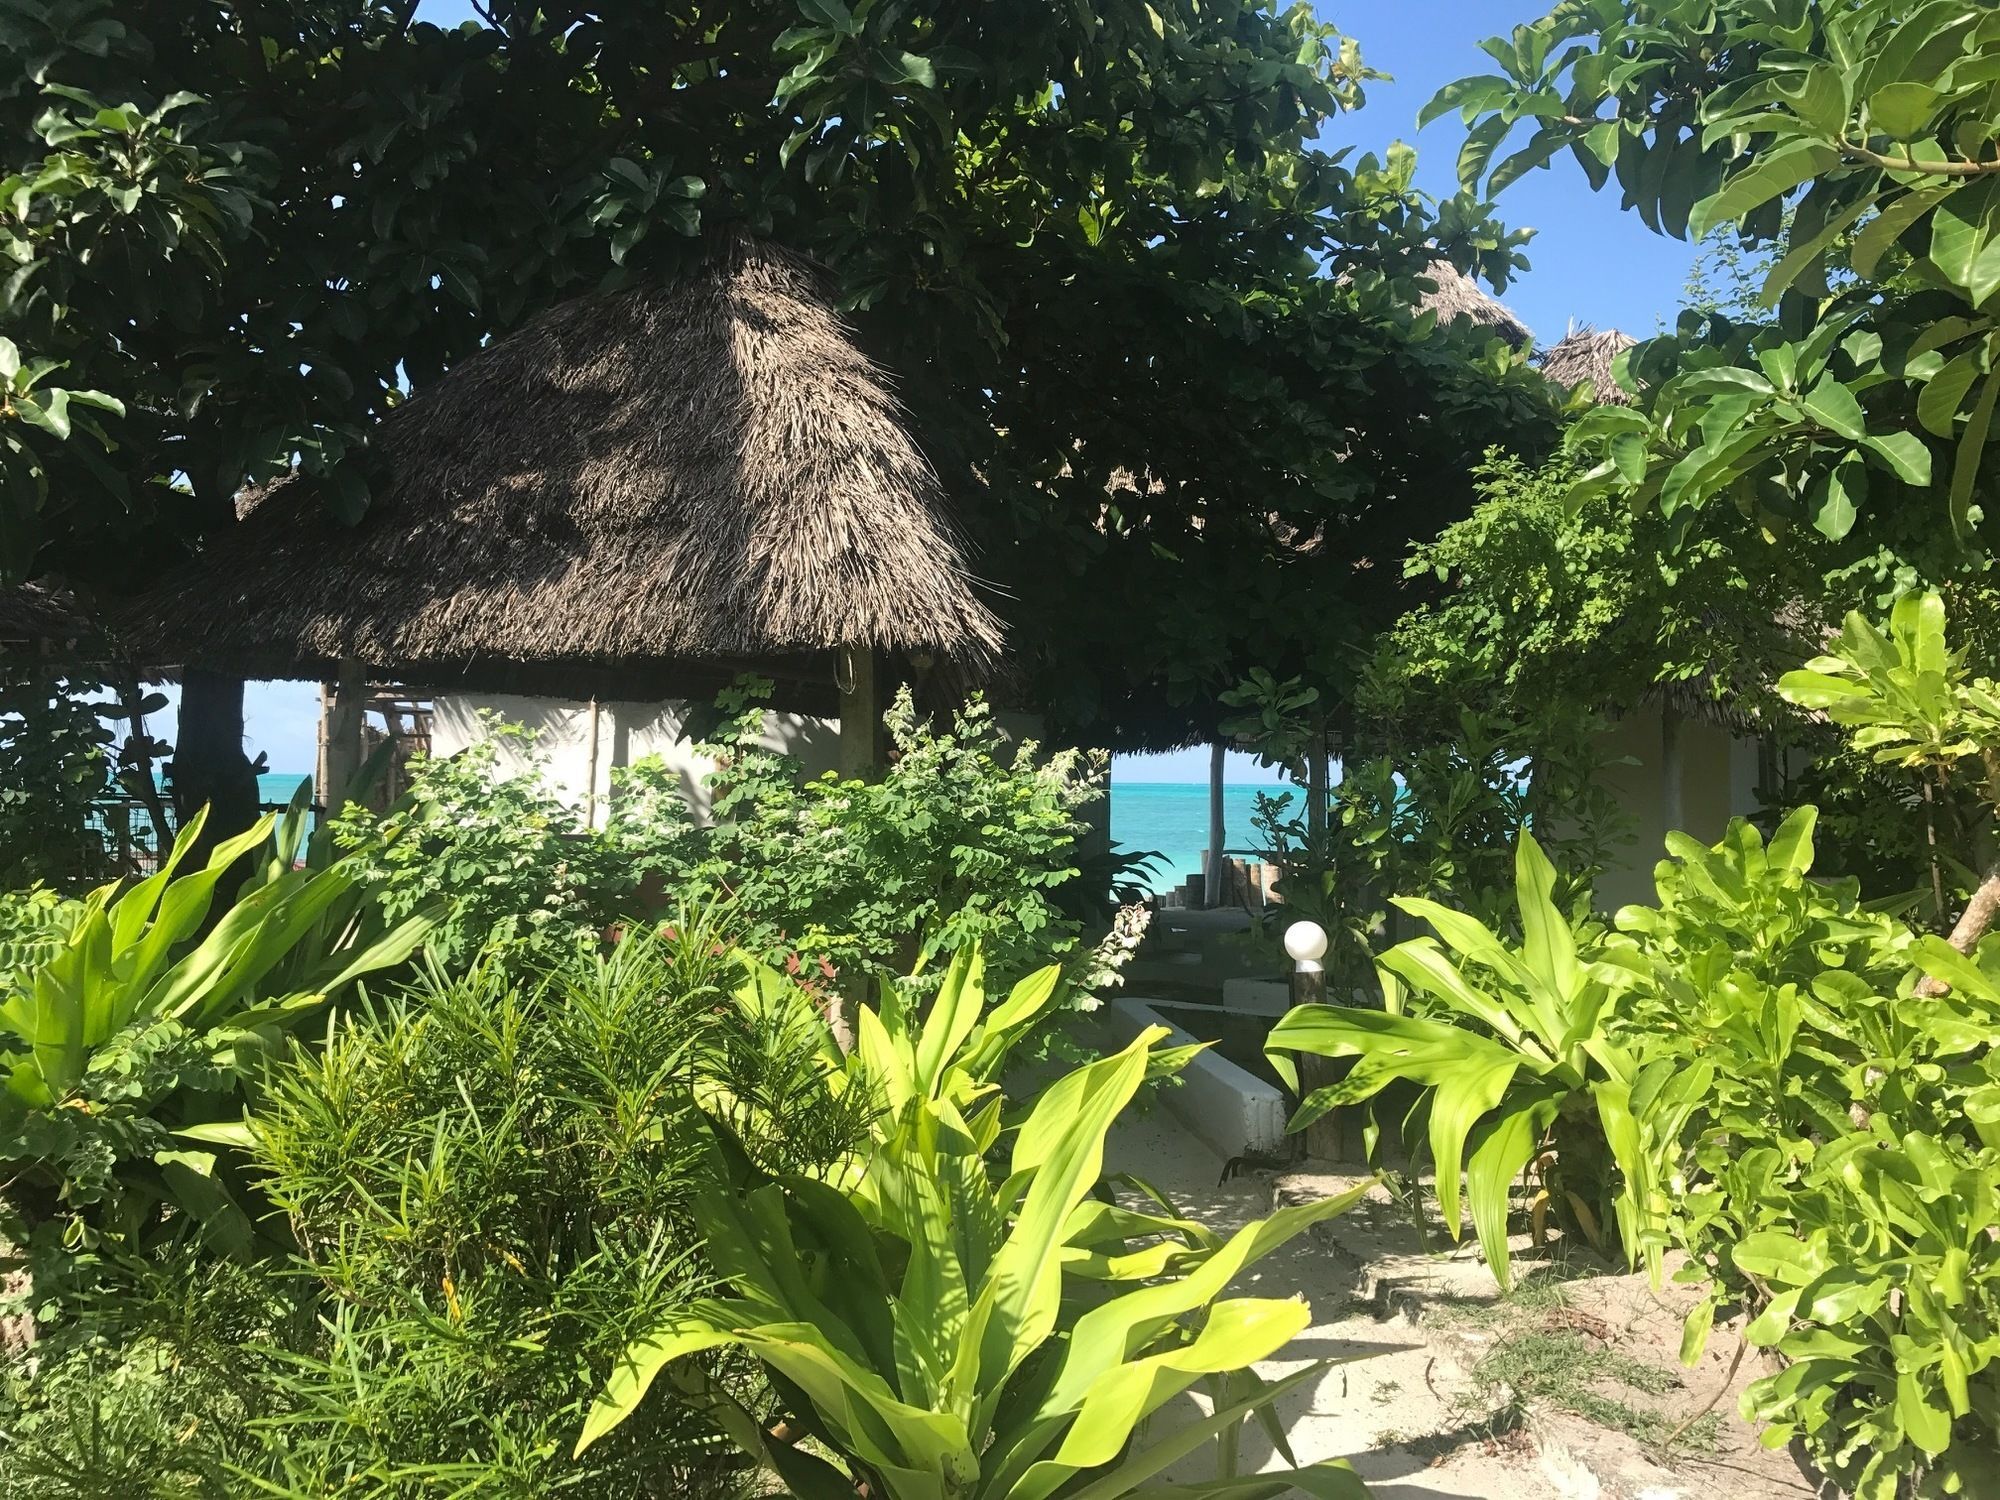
left=1204, top=741, right=1227, bottom=909
left=1307, top=715, right=1329, bottom=848
left=322, top=657, right=366, bottom=815
left=838, top=646, right=881, bottom=778
left=583, top=697, right=603, bottom=831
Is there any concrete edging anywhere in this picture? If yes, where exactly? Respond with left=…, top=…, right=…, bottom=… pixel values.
left=1102, top=996, right=1289, bottom=1160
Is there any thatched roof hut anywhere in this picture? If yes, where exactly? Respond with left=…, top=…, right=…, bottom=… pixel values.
left=1416, top=261, right=1532, bottom=350
left=1540, top=327, right=1639, bottom=406
left=126, top=236, right=1004, bottom=709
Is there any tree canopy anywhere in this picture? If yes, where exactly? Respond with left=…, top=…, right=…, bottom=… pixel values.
left=2, top=0, right=1558, bottom=749
left=1434, top=0, right=2000, bottom=556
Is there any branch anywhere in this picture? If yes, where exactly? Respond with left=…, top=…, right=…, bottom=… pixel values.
left=1916, top=748, right=2000, bottom=997
left=1837, top=139, right=2000, bottom=178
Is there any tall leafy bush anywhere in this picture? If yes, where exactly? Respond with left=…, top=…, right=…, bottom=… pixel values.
left=331, top=686, right=1121, bottom=1002
left=584, top=947, right=1374, bottom=1499
left=1, top=805, right=431, bottom=1324
left=1270, top=592, right=2000, bottom=1497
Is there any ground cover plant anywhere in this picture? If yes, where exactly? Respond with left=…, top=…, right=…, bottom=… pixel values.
left=1270, top=592, right=2000, bottom=1497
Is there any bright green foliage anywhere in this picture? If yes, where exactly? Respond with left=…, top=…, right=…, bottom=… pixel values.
left=1252, top=719, right=1630, bottom=987
left=0, top=885, right=72, bottom=987
left=0, top=804, right=432, bottom=1320
left=1367, top=451, right=1820, bottom=733
left=1266, top=833, right=1675, bottom=1290
left=1432, top=1, right=2000, bottom=543
left=334, top=688, right=1118, bottom=1003
left=582, top=947, right=1374, bottom=1498
left=236, top=924, right=858, bottom=1496
left=1733, top=1134, right=2000, bottom=1500
left=327, top=720, right=628, bottom=969
left=680, top=688, right=1109, bottom=992
left=1272, top=780, right=2000, bottom=1493
left=1781, top=590, right=2000, bottom=771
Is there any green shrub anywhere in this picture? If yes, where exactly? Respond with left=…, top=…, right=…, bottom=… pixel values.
left=326, top=719, right=648, bottom=970
left=333, top=684, right=1117, bottom=1005
left=0, top=1251, right=295, bottom=1499
left=237, top=921, right=868, bottom=1496
left=645, top=685, right=1110, bottom=993
left=0, top=806, right=431, bottom=1326
left=583, top=946, right=1375, bottom=1499
left=1270, top=805, right=2000, bottom=1496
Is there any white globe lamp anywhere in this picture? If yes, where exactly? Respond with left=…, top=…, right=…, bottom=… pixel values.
left=1284, top=920, right=1329, bottom=975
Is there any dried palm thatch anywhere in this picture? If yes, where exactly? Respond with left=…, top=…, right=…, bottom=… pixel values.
left=1540, top=327, right=1639, bottom=406
left=127, top=236, right=1005, bottom=701
left=1415, top=260, right=1532, bottom=349
left=0, top=581, right=103, bottom=659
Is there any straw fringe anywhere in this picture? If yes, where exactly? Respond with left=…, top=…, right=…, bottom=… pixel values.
left=127, top=236, right=1004, bottom=694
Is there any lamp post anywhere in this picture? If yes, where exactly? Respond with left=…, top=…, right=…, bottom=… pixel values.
left=1285, top=920, right=1327, bottom=1008
left=1282, top=919, right=1342, bottom=1161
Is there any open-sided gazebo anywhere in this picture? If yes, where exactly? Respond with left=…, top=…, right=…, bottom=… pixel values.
left=129, top=235, right=1005, bottom=800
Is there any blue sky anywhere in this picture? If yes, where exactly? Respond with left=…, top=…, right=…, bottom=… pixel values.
left=221, top=2, right=1689, bottom=789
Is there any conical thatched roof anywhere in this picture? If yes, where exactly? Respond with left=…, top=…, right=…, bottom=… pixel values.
left=1540, top=327, right=1639, bottom=406
left=127, top=236, right=1005, bottom=702
left=1415, top=260, right=1532, bottom=349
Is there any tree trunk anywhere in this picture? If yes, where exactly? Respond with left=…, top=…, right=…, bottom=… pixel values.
left=1917, top=857, right=2000, bottom=997
left=172, top=669, right=260, bottom=872
left=1307, top=716, right=1329, bottom=848
left=1205, top=741, right=1227, bottom=909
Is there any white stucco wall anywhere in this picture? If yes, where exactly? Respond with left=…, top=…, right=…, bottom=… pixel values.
left=1591, top=703, right=1771, bottom=912
left=430, top=695, right=841, bottom=827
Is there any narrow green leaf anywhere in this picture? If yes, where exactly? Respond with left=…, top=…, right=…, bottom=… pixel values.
left=1950, top=370, right=2000, bottom=539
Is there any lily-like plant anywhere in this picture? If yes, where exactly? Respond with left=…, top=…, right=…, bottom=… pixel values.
left=580, top=947, right=1374, bottom=1498
left=1266, top=831, right=1700, bottom=1288
left=0, top=803, right=434, bottom=1260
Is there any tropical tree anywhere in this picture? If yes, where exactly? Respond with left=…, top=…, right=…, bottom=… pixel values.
left=3, top=0, right=1556, bottom=818
left=1430, top=1, right=2000, bottom=550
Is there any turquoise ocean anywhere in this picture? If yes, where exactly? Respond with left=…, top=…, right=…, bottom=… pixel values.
left=1110, top=783, right=1277, bottom=895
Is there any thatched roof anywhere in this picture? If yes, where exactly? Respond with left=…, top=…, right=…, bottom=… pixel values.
left=0, top=581, right=104, bottom=659
left=1540, top=327, right=1639, bottom=406
left=126, top=236, right=1005, bottom=702
left=1416, top=261, right=1532, bottom=350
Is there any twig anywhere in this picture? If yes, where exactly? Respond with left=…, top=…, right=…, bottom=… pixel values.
left=1661, top=1332, right=1747, bottom=1449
